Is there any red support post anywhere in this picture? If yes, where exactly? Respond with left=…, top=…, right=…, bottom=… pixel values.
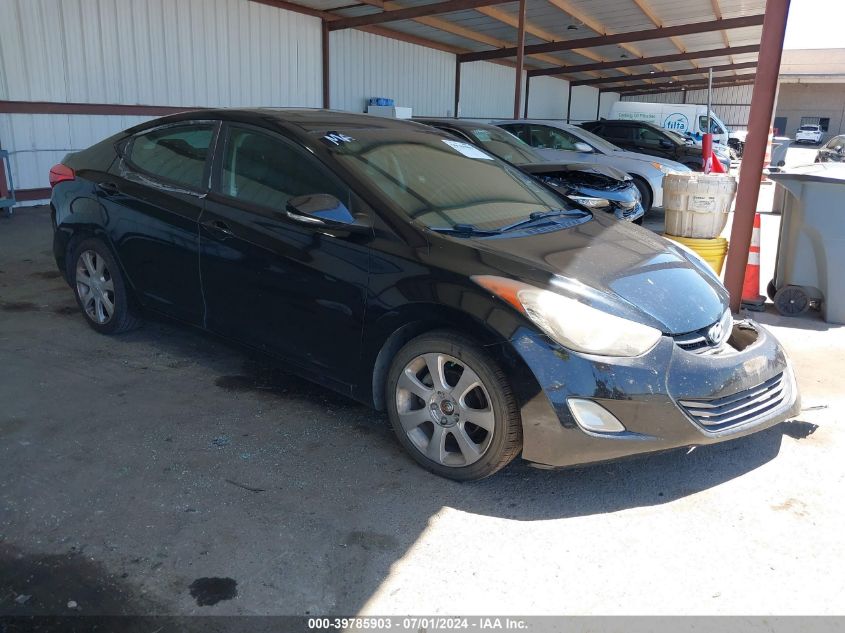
left=702, top=133, right=713, bottom=173
left=0, top=155, right=9, bottom=199
left=723, top=0, right=791, bottom=313
left=322, top=21, right=331, bottom=109
left=512, top=0, right=526, bottom=119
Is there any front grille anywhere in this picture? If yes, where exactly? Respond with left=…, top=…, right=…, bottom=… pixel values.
left=674, top=330, right=712, bottom=353
left=678, top=372, right=789, bottom=432
left=612, top=202, right=642, bottom=220
left=674, top=310, right=734, bottom=355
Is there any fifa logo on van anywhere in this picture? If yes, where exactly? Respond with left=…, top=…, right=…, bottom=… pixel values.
left=663, top=113, right=690, bottom=132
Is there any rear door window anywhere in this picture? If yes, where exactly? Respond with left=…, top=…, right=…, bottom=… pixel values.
left=635, top=126, right=666, bottom=143
left=604, top=124, right=634, bottom=142
left=128, top=124, right=215, bottom=190
left=499, top=124, right=529, bottom=143
left=529, top=125, right=581, bottom=151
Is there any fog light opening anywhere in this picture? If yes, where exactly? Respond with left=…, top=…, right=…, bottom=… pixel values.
left=568, top=399, right=626, bottom=434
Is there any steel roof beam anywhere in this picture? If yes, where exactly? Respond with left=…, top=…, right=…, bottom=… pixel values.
left=457, top=14, right=765, bottom=62
left=572, top=61, right=758, bottom=87
left=327, top=0, right=513, bottom=30
left=528, top=45, right=759, bottom=77
left=609, top=77, right=756, bottom=96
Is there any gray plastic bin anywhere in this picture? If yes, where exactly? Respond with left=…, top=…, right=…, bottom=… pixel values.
left=769, top=136, right=791, bottom=170
left=768, top=163, right=845, bottom=323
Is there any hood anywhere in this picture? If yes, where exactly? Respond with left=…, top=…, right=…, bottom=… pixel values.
left=609, top=149, right=689, bottom=172
left=431, top=213, right=727, bottom=334
left=521, top=162, right=631, bottom=182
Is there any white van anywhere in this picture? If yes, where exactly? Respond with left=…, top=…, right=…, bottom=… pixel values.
left=607, top=102, right=730, bottom=145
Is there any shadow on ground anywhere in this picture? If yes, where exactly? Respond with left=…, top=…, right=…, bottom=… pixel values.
left=0, top=208, right=813, bottom=617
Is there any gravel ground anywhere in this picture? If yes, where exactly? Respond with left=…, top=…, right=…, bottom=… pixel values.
left=1, top=204, right=842, bottom=617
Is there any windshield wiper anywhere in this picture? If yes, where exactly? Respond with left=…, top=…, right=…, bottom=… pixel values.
left=496, top=208, right=589, bottom=233
left=429, top=223, right=501, bottom=236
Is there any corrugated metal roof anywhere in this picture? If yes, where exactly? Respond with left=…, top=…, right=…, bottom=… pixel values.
left=290, top=0, right=765, bottom=85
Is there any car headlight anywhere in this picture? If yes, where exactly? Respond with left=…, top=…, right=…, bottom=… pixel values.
left=652, top=162, right=685, bottom=175
left=569, top=195, right=611, bottom=209
left=472, top=275, right=662, bottom=357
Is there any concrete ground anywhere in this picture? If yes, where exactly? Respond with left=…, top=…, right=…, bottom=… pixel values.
left=1, top=159, right=844, bottom=617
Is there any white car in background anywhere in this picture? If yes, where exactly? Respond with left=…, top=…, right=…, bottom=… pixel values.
left=795, top=125, right=824, bottom=144
left=492, top=119, right=691, bottom=212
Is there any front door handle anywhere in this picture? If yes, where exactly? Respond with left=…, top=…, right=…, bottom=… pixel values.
left=202, top=219, right=234, bottom=239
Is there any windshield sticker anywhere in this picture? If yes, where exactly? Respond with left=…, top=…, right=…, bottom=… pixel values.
left=322, top=132, right=355, bottom=146
left=442, top=139, right=494, bottom=160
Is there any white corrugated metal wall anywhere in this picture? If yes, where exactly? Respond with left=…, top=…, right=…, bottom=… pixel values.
left=458, top=61, right=525, bottom=119
left=0, top=0, right=603, bottom=199
left=0, top=0, right=323, bottom=197
left=621, top=84, right=754, bottom=131
left=527, top=77, right=567, bottom=119
left=329, top=29, right=456, bottom=116
left=568, top=86, right=603, bottom=124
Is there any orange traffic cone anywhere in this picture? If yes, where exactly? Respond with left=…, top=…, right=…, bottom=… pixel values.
left=710, top=151, right=726, bottom=173
left=741, top=213, right=766, bottom=311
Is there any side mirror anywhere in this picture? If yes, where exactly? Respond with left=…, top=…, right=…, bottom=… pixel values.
left=574, top=142, right=594, bottom=153
left=835, top=145, right=844, bottom=154
left=285, top=194, right=370, bottom=233
left=659, top=139, right=674, bottom=149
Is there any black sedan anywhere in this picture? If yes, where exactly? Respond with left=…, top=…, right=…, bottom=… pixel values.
left=414, top=118, right=644, bottom=222
left=50, top=109, right=800, bottom=480
left=580, top=119, right=731, bottom=172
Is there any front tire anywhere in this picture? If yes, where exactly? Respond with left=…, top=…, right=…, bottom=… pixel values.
left=631, top=176, right=652, bottom=213
left=386, top=331, right=522, bottom=481
left=68, top=237, right=140, bottom=334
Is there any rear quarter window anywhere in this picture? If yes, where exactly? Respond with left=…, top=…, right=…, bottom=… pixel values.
left=127, top=124, right=215, bottom=190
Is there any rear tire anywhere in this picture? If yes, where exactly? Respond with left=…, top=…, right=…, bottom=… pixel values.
left=385, top=330, right=522, bottom=481
left=68, top=237, right=141, bottom=334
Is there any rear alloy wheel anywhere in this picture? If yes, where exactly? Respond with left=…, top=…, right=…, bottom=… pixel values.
left=386, top=331, right=522, bottom=480
left=76, top=250, right=114, bottom=325
left=70, top=238, right=140, bottom=334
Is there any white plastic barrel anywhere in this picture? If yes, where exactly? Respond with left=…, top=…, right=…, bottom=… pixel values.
left=663, top=173, right=738, bottom=239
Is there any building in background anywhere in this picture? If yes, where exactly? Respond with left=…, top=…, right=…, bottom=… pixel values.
left=621, top=49, right=845, bottom=139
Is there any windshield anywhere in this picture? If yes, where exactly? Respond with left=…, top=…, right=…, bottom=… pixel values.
left=571, top=126, right=623, bottom=153
left=325, top=129, right=578, bottom=232
left=799, top=125, right=820, bottom=131
left=463, top=127, right=544, bottom=166
left=665, top=129, right=691, bottom=143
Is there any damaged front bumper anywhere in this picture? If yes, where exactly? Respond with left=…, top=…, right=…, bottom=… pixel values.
left=510, top=319, right=801, bottom=469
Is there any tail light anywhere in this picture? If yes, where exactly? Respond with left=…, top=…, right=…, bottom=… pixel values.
left=49, top=164, right=75, bottom=188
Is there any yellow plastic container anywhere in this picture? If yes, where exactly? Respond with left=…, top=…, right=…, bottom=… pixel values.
left=663, top=234, right=729, bottom=275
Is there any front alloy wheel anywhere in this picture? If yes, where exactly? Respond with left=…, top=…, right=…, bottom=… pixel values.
left=387, top=331, right=522, bottom=480
left=396, top=352, right=495, bottom=467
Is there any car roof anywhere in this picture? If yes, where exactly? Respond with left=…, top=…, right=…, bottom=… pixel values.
left=414, top=118, right=500, bottom=132
left=490, top=119, right=582, bottom=130
left=127, top=108, right=429, bottom=136
left=597, top=119, right=663, bottom=129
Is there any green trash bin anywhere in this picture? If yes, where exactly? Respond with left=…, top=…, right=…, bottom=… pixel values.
left=768, top=163, right=845, bottom=323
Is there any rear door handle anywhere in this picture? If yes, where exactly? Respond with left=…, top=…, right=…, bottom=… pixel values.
left=202, top=219, right=235, bottom=239
left=97, top=181, right=120, bottom=196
